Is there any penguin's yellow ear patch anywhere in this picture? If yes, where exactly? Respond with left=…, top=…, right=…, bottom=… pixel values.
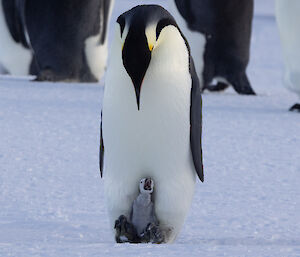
left=145, top=23, right=156, bottom=52
left=149, top=44, right=154, bottom=52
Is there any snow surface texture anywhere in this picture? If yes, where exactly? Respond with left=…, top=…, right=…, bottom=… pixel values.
left=0, top=0, right=300, bottom=256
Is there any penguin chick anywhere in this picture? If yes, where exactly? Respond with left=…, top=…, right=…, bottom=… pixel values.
left=114, top=178, right=164, bottom=244
left=131, top=178, right=158, bottom=236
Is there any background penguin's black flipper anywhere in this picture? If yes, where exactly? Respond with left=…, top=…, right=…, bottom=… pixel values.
left=99, top=0, right=111, bottom=44
left=174, top=0, right=195, bottom=26
left=2, top=0, right=28, bottom=48
left=189, top=58, right=204, bottom=182
left=99, top=112, right=104, bottom=178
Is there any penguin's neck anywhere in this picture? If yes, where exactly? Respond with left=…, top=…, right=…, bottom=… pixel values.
left=137, top=192, right=151, bottom=206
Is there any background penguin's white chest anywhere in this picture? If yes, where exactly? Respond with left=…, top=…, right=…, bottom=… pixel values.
left=275, top=0, right=300, bottom=97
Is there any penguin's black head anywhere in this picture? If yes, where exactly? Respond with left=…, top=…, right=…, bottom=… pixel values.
left=116, top=5, right=181, bottom=110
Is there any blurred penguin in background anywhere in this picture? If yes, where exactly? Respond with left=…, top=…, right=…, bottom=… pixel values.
left=0, top=63, right=8, bottom=74
left=276, top=0, right=300, bottom=112
left=169, top=0, right=256, bottom=95
left=0, top=0, right=114, bottom=82
left=0, top=0, right=32, bottom=76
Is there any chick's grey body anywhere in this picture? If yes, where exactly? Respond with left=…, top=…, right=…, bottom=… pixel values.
left=131, top=193, right=157, bottom=235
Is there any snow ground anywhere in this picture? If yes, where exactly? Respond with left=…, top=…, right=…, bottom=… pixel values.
left=0, top=0, right=300, bottom=256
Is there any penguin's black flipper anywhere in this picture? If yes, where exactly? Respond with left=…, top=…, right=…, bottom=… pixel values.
left=174, top=0, right=194, bottom=26
left=2, top=0, right=28, bottom=48
left=189, top=58, right=204, bottom=182
left=99, top=0, right=111, bottom=44
left=99, top=112, right=104, bottom=177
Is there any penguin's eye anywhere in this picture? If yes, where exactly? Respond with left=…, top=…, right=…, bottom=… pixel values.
left=156, top=18, right=178, bottom=40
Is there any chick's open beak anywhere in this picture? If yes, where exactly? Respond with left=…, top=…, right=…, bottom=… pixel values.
left=144, top=178, right=152, bottom=190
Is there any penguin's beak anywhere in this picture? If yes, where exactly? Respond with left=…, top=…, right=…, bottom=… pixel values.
left=148, top=43, right=154, bottom=52
left=122, top=28, right=152, bottom=110
left=144, top=178, right=152, bottom=191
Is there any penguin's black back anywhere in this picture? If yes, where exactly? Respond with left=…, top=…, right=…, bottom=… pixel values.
left=2, top=0, right=28, bottom=48
left=175, top=0, right=255, bottom=95
left=25, top=0, right=105, bottom=82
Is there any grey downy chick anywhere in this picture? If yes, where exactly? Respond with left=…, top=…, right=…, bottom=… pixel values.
left=131, top=178, right=164, bottom=243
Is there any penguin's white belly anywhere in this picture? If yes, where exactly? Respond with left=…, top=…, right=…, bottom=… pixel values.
left=276, top=0, right=300, bottom=98
left=103, top=58, right=196, bottom=242
left=84, top=0, right=114, bottom=81
left=85, top=35, right=108, bottom=81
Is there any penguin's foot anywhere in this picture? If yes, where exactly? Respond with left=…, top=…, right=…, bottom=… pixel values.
left=234, top=84, right=256, bottom=95
left=114, top=215, right=140, bottom=243
left=141, top=223, right=165, bottom=244
left=203, top=82, right=229, bottom=92
left=79, top=72, right=98, bottom=83
left=35, top=69, right=58, bottom=82
left=230, top=73, right=256, bottom=95
left=34, top=69, right=78, bottom=82
left=289, top=103, right=300, bottom=112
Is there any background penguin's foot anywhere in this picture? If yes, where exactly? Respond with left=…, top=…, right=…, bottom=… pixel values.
left=34, top=69, right=59, bottom=82
left=114, top=215, right=140, bottom=243
left=34, top=69, right=78, bottom=82
left=203, top=82, right=229, bottom=92
left=141, top=223, right=165, bottom=244
left=230, top=73, right=256, bottom=95
left=35, top=69, right=60, bottom=82
left=289, top=103, right=300, bottom=112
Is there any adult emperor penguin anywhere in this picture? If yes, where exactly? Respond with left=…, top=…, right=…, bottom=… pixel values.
left=100, top=5, right=204, bottom=243
left=169, top=0, right=255, bottom=95
left=275, top=0, right=300, bottom=112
